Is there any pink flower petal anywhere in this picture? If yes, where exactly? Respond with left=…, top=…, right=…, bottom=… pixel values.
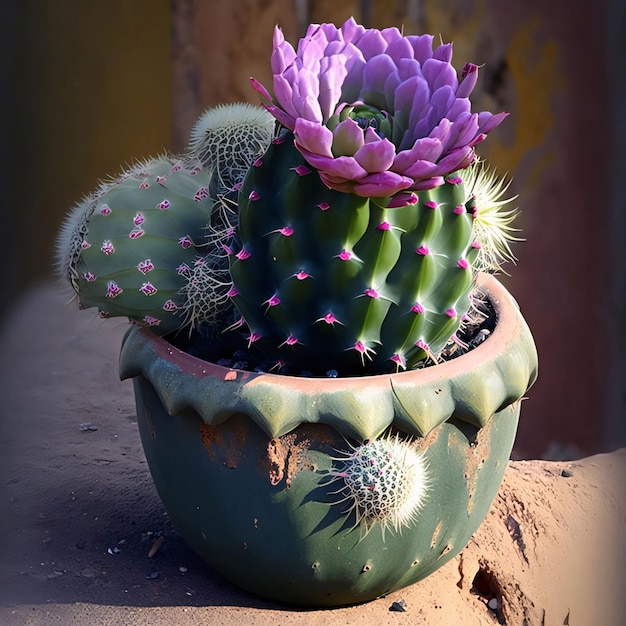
left=250, top=76, right=272, bottom=102
left=456, top=63, right=479, bottom=98
left=353, top=136, right=395, bottom=173
left=293, top=118, right=334, bottom=158
left=393, top=137, right=443, bottom=172
left=387, top=191, right=418, bottom=208
left=353, top=171, right=413, bottom=197
left=331, top=118, right=365, bottom=156
left=402, top=159, right=440, bottom=179
left=296, top=145, right=368, bottom=181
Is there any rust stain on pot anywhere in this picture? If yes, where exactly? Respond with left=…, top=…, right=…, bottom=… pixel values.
left=266, top=432, right=316, bottom=488
left=199, top=418, right=249, bottom=469
left=463, top=422, right=492, bottom=516
left=431, top=520, right=443, bottom=548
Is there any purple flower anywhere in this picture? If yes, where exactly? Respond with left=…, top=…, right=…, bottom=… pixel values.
left=252, top=18, right=507, bottom=205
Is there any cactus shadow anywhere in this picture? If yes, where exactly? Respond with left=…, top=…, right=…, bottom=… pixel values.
left=298, top=478, right=360, bottom=540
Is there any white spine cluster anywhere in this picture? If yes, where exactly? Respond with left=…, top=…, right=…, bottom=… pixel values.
left=55, top=196, right=93, bottom=292
left=328, top=435, right=429, bottom=538
left=463, top=160, right=521, bottom=273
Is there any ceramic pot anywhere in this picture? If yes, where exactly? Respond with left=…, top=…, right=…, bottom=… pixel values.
left=119, top=273, right=537, bottom=607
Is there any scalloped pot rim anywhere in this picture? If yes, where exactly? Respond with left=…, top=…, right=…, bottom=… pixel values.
left=119, top=273, right=538, bottom=441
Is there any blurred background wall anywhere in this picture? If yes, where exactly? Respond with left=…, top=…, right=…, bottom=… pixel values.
left=1, top=0, right=171, bottom=311
left=3, top=0, right=624, bottom=460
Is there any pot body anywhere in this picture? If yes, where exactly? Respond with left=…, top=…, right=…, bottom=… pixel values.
left=121, top=274, right=538, bottom=606
left=135, top=382, right=518, bottom=606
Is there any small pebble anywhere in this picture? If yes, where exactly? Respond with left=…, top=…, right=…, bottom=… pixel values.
left=389, top=600, right=407, bottom=612
left=488, top=597, right=499, bottom=610
left=561, top=469, right=573, bottom=478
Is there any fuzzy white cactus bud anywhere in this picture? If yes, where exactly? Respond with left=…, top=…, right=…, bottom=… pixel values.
left=328, top=435, right=429, bottom=538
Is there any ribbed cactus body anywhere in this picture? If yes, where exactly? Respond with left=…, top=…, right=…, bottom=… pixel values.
left=70, top=157, right=214, bottom=334
left=230, top=131, right=479, bottom=374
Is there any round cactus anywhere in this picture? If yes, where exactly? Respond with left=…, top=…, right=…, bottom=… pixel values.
left=182, top=104, right=276, bottom=332
left=57, top=156, right=216, bottom=334
left=327, top=435, right=429, bottom=538
left=187, top=103, right=275, bottom=198
left=229, top=131, right=482, bottom=374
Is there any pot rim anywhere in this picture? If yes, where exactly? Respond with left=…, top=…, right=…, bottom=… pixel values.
left=120, top=273, right=538, bottom=439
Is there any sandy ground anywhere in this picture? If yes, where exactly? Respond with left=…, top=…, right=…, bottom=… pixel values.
left=1, top=283, right=625, bottom=625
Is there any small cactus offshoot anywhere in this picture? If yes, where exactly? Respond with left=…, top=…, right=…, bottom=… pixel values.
left=188, top=103, right=275, bottom=198
left=56, top=156, right=216, bottom=334
left=326, top=435, right=429, bottom=538
left=182, top=103, right=276, bottom=330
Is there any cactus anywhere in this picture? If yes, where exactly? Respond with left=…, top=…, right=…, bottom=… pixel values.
left=225, top=19, right=513, bottom=375
left=182, top=103, right=276, bottom=331
left=55, top=17, right=536, bottom=604
left=188, top=103, right=275, bottom=198
left=229, top=131, right=481, bottom=374
left=57, top=105, right=276, bottom=336
left=57, top=156, right=216, bottom=334
left=326, top=435, right=429, bottom=538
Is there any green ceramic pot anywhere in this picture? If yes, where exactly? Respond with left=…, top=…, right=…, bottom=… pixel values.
left=119, top=273, right=537, bottom=607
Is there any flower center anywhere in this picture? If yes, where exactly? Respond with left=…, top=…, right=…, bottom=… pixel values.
left=342, top=104, right=392, bottom=140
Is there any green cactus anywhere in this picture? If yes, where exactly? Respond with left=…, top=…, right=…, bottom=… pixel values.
left=57, top=105, right=277, bottom=337
left=229, top=129, right=481, bottom=375
left=58, top=156, right=216, bottom=334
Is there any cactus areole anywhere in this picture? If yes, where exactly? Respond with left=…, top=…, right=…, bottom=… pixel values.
left=57, top=17, right=537, bottom=607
